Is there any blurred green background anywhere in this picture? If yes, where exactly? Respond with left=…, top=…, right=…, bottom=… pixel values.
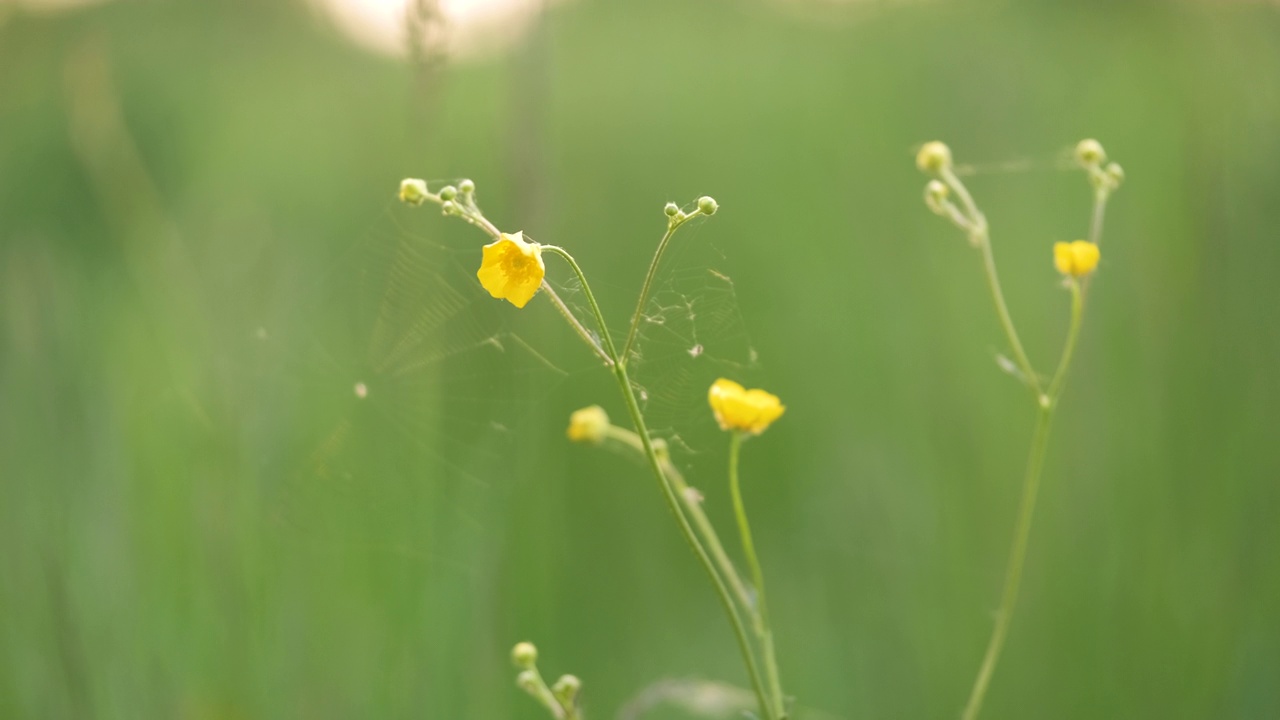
left=3, top=0, right=1279, bottom=717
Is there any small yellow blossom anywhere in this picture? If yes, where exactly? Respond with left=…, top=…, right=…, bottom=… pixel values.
left=708, top=378, right=785, bottom=435
left=477, top=232, right=545, bottom=308
left=1053, top=240, right=1100, bottom=278
left=567, top=405, right=610, bottom=444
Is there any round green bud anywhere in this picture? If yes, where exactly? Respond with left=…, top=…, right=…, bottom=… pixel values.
left=458, top=178, right=476, bottom=195
left=511, top=641, right=538, bottom=668
left=441, top=200, right=459, bottom=216
left=398, top=178, right=429, bottom=206
left=664, top=202, right=680, bottom=217
left=697, top=196, right=718, bottom=215
left=1075, top=139, right=1106, bottom=167
left=439, top=185, right=458, bottom=201
left=552, top=674, right=582, bottom=706
left=1105, top=162, right=1124, bottom=187
left=516, top=670, right=539, bottom=695
left=925, top=179, right=949, bottom=205
left=915, top=141, right=952, bottom=174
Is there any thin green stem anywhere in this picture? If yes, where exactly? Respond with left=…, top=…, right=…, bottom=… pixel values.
left=621, top=216, right=692, bottom=366
left=962, top=280, right=1087, bottom=720
left=541, top=279, right=612, bottom=366
left=603, top=426, right=754, bottom=615
left=541, top=243, right=774, bottom=720
left=729, top=432, right=786, bottom=719
left=1088, top=190, right=1108, bottom=247
left=614, top=364, right=775, bottom=720
left=540, top=245, right=619, bottom=361
left=961, top=405, right=1054, bottom=720
left=940, top=167, right=1042, bottom=398
left=1047, top=281, right=1085, bottom=402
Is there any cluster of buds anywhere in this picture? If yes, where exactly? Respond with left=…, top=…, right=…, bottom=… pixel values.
left=664, top=195, right=718, bottom=228
left=512, top=641, right=583, bottom=720
left=1074, top=138, right=1125, bottom=195
left=398, top=177, right=480, bottom=219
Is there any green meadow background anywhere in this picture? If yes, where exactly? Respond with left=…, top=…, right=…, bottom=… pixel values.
left=3, top=0, right=1279, bottom=717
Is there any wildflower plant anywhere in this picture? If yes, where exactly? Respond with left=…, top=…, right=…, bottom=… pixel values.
left=916, top=139, right=1124, bottom=719
left=397, top=177, right=790, bottom=719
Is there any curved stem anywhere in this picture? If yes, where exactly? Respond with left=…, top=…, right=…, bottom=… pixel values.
left=729, top=432, right=786, bottom=718
left=541, top=280, right=612, bottom=366
left=961, top=406, right=1054, bottom=720
left=615, top=364, right=775, bottom=720
left=940, top=167, right=1042, bottom=398
left=603, top=426, right=754, bottom=615
left=541, top=243, right=773, bottom=719
left=1047, top=281, right=1084, bottom=402
left=621, top=216, right=692, bottom=366
left=1088, top=189, right=1108, bottom=247
left=540, top=245, right=619, bottom=361
left=963, top=282, right=1086, bottom=720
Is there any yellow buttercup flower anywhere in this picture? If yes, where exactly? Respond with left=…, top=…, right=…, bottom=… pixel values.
left=477, top=232, right=545, bottom=308
left=1053, top=240, right=1100, bottom=278
left=566, top=405, right=610, bottom=444
left=708, top=378, right=785, bottom=435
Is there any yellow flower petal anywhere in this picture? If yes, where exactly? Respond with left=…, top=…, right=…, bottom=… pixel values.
left=1053, top=240, right=1100, bottom=278
left=708, top=378, right=785, bottom=435
left=477, top=232, right=545, bottom=308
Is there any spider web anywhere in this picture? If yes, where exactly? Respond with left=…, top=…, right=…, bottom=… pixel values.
left=263, top=199, right=574, bottom=560
left=610, top=211, right=763, bottom=465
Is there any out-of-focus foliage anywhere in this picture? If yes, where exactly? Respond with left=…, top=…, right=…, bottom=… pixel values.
left=2, top=0, right=1279, bottom=718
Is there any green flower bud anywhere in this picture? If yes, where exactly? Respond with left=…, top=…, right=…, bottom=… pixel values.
left=458, top=178, right=476, bottom=195
left=1105, top=162, right=1124, bottom=187
left=697, top=196, right=718, bottom=215
left=924, top=179, right=949, bottom=211
left=552, top=674, right=581, bottom=708
left=398, top=178, right=429, bottom=206
left=516, top=670, right=540, bottom=695
left=664, top=202, right=680, bottom=217
left=915, top=141, right=952, bottom=174
left=511, top=641, right=538, bottom=669
left=1075, top=139, right=1106, bottom=167
left=441, top=200, right=459, bottom=216
left=439, top=185, right=458, bottom=201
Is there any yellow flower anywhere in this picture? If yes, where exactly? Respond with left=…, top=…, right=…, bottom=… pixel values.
left=477, top=232, right=545, bottom=308
left=566, top=405, right=610, bottom=444
left=708, top=378, right=785, bottom=435
left=1053, top=240, right=1101, bottom=278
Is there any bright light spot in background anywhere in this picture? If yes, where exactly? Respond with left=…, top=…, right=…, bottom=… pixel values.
left=1, top=0, right=114, bottom=13
left=310, top=0, right=559, bottom=61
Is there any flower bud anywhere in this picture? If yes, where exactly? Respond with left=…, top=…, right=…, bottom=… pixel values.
left=516, top=670, right=540, bottom=695
left=458, top=178, right=476, bottom=195
left=924, top=179, right=949, bottom=212
left=915, top=141, right=952, bottom=174
left=697, top=196, right=718, bottom=215
left=1074, top=139, right=1106, bottom=167
left=567, top=406, right=610, bottom=445
left=552, top=675, right=581, bottom=708
left=664, top=202, right=681, bottom=217
left=439, top=185, right=458, bottom=201
left=398, top=178, right=429, bottom=206
left=511, top=641, right=538, bottom=669
left=1105, top=162, right=1124, bottom=187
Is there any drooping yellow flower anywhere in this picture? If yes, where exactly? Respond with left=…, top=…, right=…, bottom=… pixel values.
left=477, top=232, right=545, bottom=308
left=566, top=405, right=610, bottom=444
left=1053, top=240, right=1101, bottom=278
left=708, top=378, right=785, bottom=435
